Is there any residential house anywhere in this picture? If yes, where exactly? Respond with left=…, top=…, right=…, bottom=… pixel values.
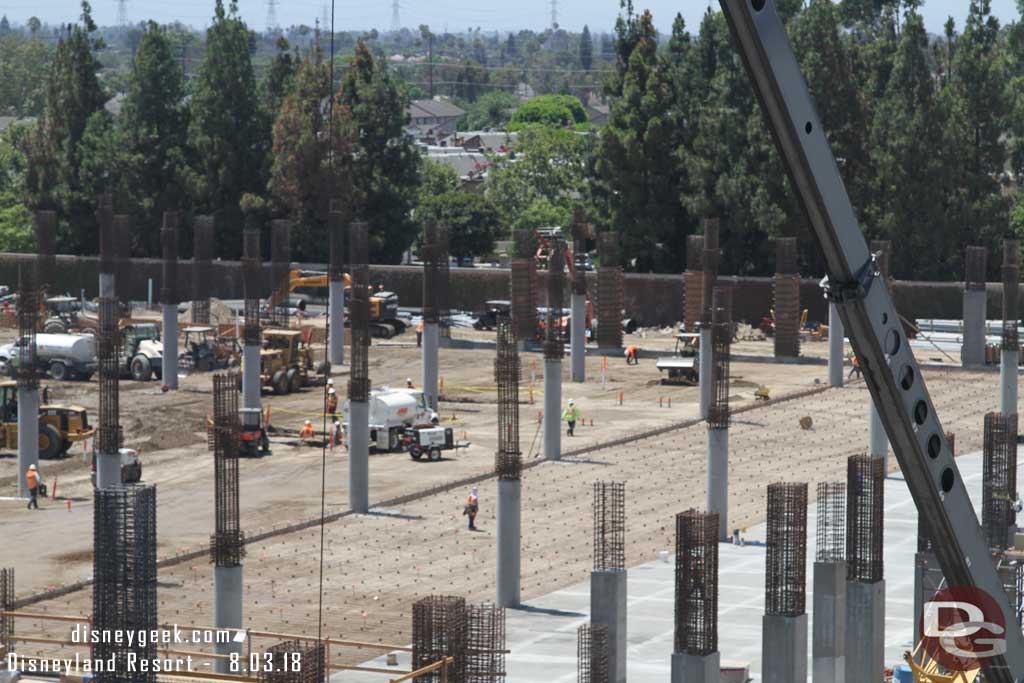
left=405, top=98, right=467, bottom=142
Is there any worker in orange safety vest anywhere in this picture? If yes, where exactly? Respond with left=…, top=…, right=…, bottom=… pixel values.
left=25, top=464, right=40, bottom=510
left=624, top=345, right=640, bottom=365
left=300, top=420, right=315, bottom=440
left=326, top=387, right=339, bottom=416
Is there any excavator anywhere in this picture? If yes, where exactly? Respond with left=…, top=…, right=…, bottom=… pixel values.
left=268, top=269, right=406, bottom=339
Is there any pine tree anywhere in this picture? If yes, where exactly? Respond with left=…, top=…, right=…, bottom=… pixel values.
left=265, top=36, right=298, bottom=119
left=579, top=25, right=593, bottom=71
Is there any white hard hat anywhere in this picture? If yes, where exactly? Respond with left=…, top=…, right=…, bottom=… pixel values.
left=305, top=420, right=312, bottom=425
left=28, top=464, right=36, bottom=470
left=406, top=377, right=413, bottom=383
left=328, top=388, right=336, bottom=394
left=334, top=421, right=341, bottom=427
left=624, top=348, right=630, bottom=357
left=327, top=378, right=334, bottom=385
left=568, top=399, right=575, bottom=406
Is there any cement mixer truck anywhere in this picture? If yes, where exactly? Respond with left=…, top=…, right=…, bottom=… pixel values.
left=0, top=333, right=97, bottom=381
left=344, top=387, right=439, bottom=452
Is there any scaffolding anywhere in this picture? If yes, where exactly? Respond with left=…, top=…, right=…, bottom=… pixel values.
left=593, top=481, right=625, bottom=572
left=466, top=603, right=506, bottom=683
left=596, top=232, right=623, bottom=349
left=257, top=640, right=325, bottom=683
left=544, top=238, right=566, bottom=359
left=494, top=317, right=521, bottom=480
left=983, top=412, right=1018, bottom=550
left=349, top=222, right=371, bottom=402
left=708, top=287, right=731, bottom=430
left=211, top=371, right=244, bottom=567
left=773, top=237, right=800, bottom=358
left=160, top=211, right=179, bottom=305
left=270, top=220, right=291, bottom=327
left=242, top=230, right=261, bottom=346
left=577, top=624, right=609, bottom=683
left=192, top=216, right=214, bottom=325
left=815, top=481, right=846, bottom=563
left=846, top=455, right=884, bottom=584
left=97, top=297, right=123, bottom=455
left=1004, top=240, right=1020, bottom=350
left=412, top=595, right=467, bottom=683
left=765, top=482, right=808, bottom=617
left=0, top=568, right=12, bottom=657
left=965, top=245, right=988, bottom=291
left=683, top=235, right=704, bottom=333
left=675, top=509, right=718, bottom=656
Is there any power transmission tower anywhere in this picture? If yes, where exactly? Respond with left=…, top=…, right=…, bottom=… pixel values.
left=550, top=0, right=558, bottom=29
left=117, top=0, right=127, bottom=26
left=391, top=0, right=401, bottom=32
left=266, top=0, right=278, bottom=32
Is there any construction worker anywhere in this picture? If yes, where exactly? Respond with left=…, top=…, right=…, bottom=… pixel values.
left=625, top=344, right=640, bottom=365
left=326, top=387, right=339, bottom=416
left=300, top=420, right=315, bottom=440
left=464, top=487, right=479, bottom=531
left=406, top=377, right=414, bottom=389
left=417, top=321, right=424, bottom=348
left=849, top=353, right=862, bottom=379
left=331, top=420, right=343, bottom=447
left=562, top=398, right=581, bottom=437
left=25, top=464, right=40, bottom=510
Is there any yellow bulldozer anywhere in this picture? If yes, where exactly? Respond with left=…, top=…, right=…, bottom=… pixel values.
left=270, top=269, right=406, bottom=339
left=0, top=379, right=95, bottom=458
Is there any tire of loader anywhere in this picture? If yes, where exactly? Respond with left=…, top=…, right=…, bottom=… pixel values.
left=39, top=424, right=62, bottom=459
left=272, top=370, right=289, bottom=395
left=287, top=368, right=302, bottom=393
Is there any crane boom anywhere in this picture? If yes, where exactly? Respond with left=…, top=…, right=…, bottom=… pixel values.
left=717, top=0, right=1024, bottom=679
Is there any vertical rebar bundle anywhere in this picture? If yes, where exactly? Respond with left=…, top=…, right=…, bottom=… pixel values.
left=846, top=455, right=884, bottom=583
left=466, top=603, right=506, bottom=683
left=544, top=239, right=566, bottom=359
left=683, top=235, right=704, bottom=333
left=423, top=224, right=451, bottom=325
left=765, top=482, right=808, bottom=617
left=773, top=237, right=800, bottom=358
left=97, top=297, right=123, bottom=455
left=965, top=245, right=988, bottom=291
left=270, top=220, right=291, bottom=327
left=571, top=208, right=588, bottom=297
left=329, top=201, right=346, bottom=283
left=0, top=567, right=12, bottom=656
left=494, top=318, right=521, bottom=480
left=412, top=595, right=468, bottom=683
left=983, top=412, right=1018, bottom=550
left=257, top=641, right=325, bottom=683
left=675, top=509, right=719, bottom=656
left=114, top=215, right=132, bottom=304
left=349, top=222, right=371, bottom=402
left=510, top=258, right=536, bottom=342
left=593, top=481, right=625, bottom=572
left=577, top=624, right=610, bottom=683
left=16, top=263, right=38, bottom=389
left=700, top=219, right=720, bottom=324
left=210, top=372, right=244, bottom=567
left=242, top=230, right=261, bottom=345
left=596, top=232, right=623, bottom=349
left=1004, top=240, right=1019, bottom=350
left=160, top=211, right=179, bottom=304
left=97, top=194, right=115, bottom=275
left=708, top=287, right=731, bottom=429
left=92, top=484, right=158, bottom=683
left=815, top=481, right=846, bottom=563
left=35, top=211, right=56, bottom=293
left=192, top=216, right=214, bottom=325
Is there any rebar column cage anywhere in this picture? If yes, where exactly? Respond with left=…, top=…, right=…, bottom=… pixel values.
left=114, top=215, right=132, bottom=305
left=242, top=230, right=261, bottom=346
left=596, top=232, right=623, bottom=349
left=1004, top=240, right=1019, bottom=350
left=16, top=264, right=38, bottom=389
left=0, top=568, right=12, bottom=656
left=707, top=287, right=731, bottom=429
left=192, top=216, right=214, bottom=325
left=412, top=595, right=468, bottom=683
left=92, top=484, right=158, bottom=683
left=683, top=235, right=704, bottom=333
left=815, top=481, right=846, bottom=563
left=846, top=454, right=884, bottom=583
left=466, top=603, right=506, bottom=683
left=593, top=481, right=625, bottom=572
left=270, top=220, right=291, bottom=328
left=869, top=240, right=892, bottom=283
left=510, top=258, right=537, bottom=342
left=494, top=317, right=521, bottom=480
left=577, top=624, right=610, bottom=683
left=35, top=211, right=56, bottom=294
left=544, top=238, right=566, bottom=359
left=97, top=194, right=115, bottom=275
left=965, top=245, right=988, bottom=291
left=675, top=509, right=719, bottom=656
left=983, top=412, right=1019, bottom=550
left=700, top=218, right=720, bottom=324
left=210, top=371, right=245, bottom=566
left=97, top=297, right=123, bottom=455
left=328, top=201, right=346, bottom=282
left=774, top=237, right=800, bottom=358
left=257, top=640, right=326, bottom=683
left=765, top=482, right=808, bottom=616
left=349, top=222, right=371, bottom=402
left=423, top=223, right=451, bottom=326
left=571, top=208, right=588, bottom=296
left=160, top=211, right=179, bottom=305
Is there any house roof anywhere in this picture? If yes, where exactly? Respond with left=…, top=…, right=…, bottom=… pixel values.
left=408, top=98, right=466, bottom=119
left=0, top=116, right=35, bottom=134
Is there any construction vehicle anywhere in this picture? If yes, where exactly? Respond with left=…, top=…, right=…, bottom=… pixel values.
left=0, top=333, right=97, bottom=381
left=121, top=323, right=165, bottom=382
left=41, top=296, right=85, bottom=334
left=179, top=326, right=239, bottom=372
left=343, top=386, right=438, bottom=452
left=272, top=269, right=406, bottom=339
left=473, top=300, right=512, bottom=331
left=238, top=407, right=271, bottom=457
left=0, top=379, right=95, bottom=458
left=88, top=447, right=143, bottom=485
left=255, top=328, right=316, bottom=395
left=723, top=0, right=1024, bottom=676
left=402, top=424, right=456, bottom=461
left=656, top=332, right=700, bottom=385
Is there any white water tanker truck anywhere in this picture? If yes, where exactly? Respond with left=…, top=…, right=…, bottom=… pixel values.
left=0, top=333, right=97, bottom=381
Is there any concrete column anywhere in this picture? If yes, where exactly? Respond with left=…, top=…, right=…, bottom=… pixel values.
left=242, top=344, right=261, bottom=419
left=762, top=613, right=807, bottom=683
left=1001, top=349, right=1018, bottom=416
left=543, top=358, right=561, bottom=461
left=869, top=401, right=888, bottom=474
left=496, top=479, right=521, bottom=607
left=962, top=289, right=986, bottom=367
left=16, top=386, right=38, bottom=498
left=845, top=580, right=885, bottom=683
left=706, top=427, right=728, bottom=541
left=671, top=652, right=720, bottom=683
left=590, top=570, right=626, bottom=683
left=162, top=304, right=178, bottom=389
left=348, top=399, right=369, bottom=513
left=812, top=561, right=846, bottom=683
left=570, top=294, right=586, bottom=382
left=422, top=322, right=439, bottom=411
left=699, top=327, right=712, bottom=419
left=99, top=272, right=115, bottom=299
left=213, top=565, right=243, bottom=674
left=329, top=280, right=345, bottom=367
left=828, top=304, right=844, bottom=387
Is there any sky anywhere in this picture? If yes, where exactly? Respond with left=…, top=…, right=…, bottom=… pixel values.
left=1, top=0, right=1021, bottom=37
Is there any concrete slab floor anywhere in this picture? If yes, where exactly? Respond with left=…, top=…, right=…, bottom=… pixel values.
left=344, top=451, right=991, bottom=682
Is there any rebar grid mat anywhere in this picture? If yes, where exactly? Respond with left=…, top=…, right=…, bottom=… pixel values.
left=544, top=238, right=566, bottom=359
left=114, top=215, right=132, bottom=304
left=257, top=640, right=325, bottom=683
left=92, top=484, right=158, bottom=683
left=328, top=203, right=346, bottom=282
left=965, top=245, right=988, bottom=290
left=17, top=265, right=38, bottom=389
left=1004, top=239, right=1020, bottom=349
left=765, top=482, right=808, bottom=616
left=510, top=258, right=537, bottom=342
left=211, top=372, right=245, bottom=567
left=349, top=222, right=371, bottom=402
left=983, top=412, right=1018, bottom=551
left=592, top=481, right=625, bottom=572
left=192, top=216, right=214, bottom=325
left=775, top=237, right=798, bottom=275
left=0, top=568, right=12, bottom=655
left=708, top=288, right=731, bottom=429
left=97, top=194, right=115, bottom=272
left=815, top=481, right=846, bottom=562
left=773, top=274, right=801, bottom=358
left=270, top=220, right=291, bottom=328
left=869, top=240, right=892, bottom=282
left=577, top=624, right=609, bottom=683
left=34, top=211, right=56, bottom=286
left=97, top=297, right=123, bottom=455
left=466, top=603, right=506, bottom=683
left=412, top=595, right=467, bottom=683
left=846, top=454, right=884, bottom=583
left=160, top=211, right=179, bottom=304
left=675, top=509, right=718, bottom=656
left=596, top=266, right=623, bottom=349
left=423, top=224, right=451, bottom=325
left=701, top=219, right=719, bottom=324
left=494, top=318, right=521, bottom=480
